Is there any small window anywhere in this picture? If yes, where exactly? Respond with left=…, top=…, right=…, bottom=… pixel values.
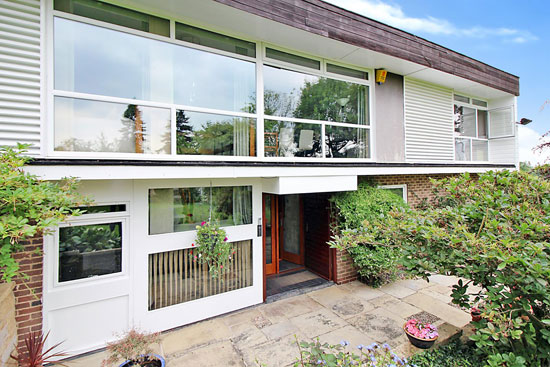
left=454, top=94, right=470, bottom=104
left=54, top=0, right=169, bottom=36
left=73, top=204, right=127, bottom=214
left=472, top=99, right=488, bottom=108
left=327, top=64, right=368, bottom=80
left=265, top=48, right=320, bottom=70
left=175, top=23, right=256, bottom=57
left=378, top=185, right=407, bottom=202
left=59, top=222, right=122, bottom=282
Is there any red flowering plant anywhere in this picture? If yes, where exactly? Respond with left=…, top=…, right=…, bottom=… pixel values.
left=192, top=221, right=233, bottom=278
left=404, top=319, right=439, bottom=340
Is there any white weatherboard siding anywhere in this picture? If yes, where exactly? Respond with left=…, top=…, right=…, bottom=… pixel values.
left=0, top=0, right=41, bottom=155
left=404, top=78, right=454, bottom=162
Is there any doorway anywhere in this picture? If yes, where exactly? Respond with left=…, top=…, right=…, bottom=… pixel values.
left=263, top=193, right=334, bottom=300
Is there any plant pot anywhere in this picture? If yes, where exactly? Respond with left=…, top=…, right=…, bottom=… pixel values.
left=119, top=354, right=166, bottom=367
left=471, top=311, right=482, bottom=322
left=403, top=326, right=438, bottom=349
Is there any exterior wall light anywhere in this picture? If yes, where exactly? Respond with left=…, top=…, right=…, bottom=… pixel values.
left=517, top=118, right=532, bottom=125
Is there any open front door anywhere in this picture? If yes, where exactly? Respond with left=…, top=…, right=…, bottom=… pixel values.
left=263, top=194, right=278, bottom=276
left=280, top=195, right=305, bottom=266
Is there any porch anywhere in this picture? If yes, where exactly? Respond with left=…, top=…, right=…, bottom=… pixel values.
left=67, top=274, right=473, bottom=366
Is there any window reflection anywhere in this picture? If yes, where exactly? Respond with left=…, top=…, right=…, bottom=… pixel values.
left=54, top=97, right=170, bottom=154
left=55, top=17, right=255, bottom=113
left=264, top=120, right=322, bottom=157
left=263, top=65, right=368, bottom=125
left=325, top=126, right=370, bottom=158
left=175, top=110, right=255, bottom=156
left=455, top=138, right=471, bottom=161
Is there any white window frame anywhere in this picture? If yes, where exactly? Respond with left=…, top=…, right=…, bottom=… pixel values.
left=453, top=93, right=489, bottom=162
left=45, top=1, right=374, bottom=163
left=378, top=184, right=407, bottom=202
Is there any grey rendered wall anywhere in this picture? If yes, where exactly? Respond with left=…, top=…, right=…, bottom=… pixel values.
left=374, top=72, right=405, bottom=162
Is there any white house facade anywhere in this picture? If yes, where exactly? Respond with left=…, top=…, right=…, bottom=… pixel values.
left=0, top=0, right=519, bottom=356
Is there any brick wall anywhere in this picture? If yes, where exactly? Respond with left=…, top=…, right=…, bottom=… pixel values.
left=333, top=173, right=450, bottom=284
left=0, top=283, right=17, bottom=366
left=12, top=237, right=44, bottom=354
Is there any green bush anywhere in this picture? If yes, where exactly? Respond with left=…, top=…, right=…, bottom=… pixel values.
left=0, top=144, right=88, bottom=281
left=364, top=170, right=550, bottom=366
left=329, top=183, right=407, bottom=287
left=408, top=340, right=483, bottom=367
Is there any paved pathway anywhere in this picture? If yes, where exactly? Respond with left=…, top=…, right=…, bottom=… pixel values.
left=69, top=275, right=474, bottom=367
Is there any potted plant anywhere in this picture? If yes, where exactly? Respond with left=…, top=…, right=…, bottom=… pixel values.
left=403, top=319, right=439, bottom=349
left=470, top=306, right=482, bottom=322
left=193, top=221, right=233, bottom=278
left=10, top=331, right=68, bottom=367
left=102, top=328, right=165, bottom=367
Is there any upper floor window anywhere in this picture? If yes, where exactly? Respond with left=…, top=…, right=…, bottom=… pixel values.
left=454, top=95, right=488, bottom=162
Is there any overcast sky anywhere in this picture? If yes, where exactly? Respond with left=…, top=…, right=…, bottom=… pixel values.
left=325, top=0, right=550, bottom=165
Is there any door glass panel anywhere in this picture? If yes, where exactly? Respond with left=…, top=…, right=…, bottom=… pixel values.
left=283, top=195, right=300, bottom=255
left=59, top=222, right=122, bottom=282
left=264, top=196, right=272, bottom=265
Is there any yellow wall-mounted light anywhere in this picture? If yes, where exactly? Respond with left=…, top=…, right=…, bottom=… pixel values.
left=375, top=69, right=388, bottom=84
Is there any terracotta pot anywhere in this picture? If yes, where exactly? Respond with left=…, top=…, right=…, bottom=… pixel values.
left=471, top=311, right=482, bottom=322
left=403, top=325, right=438, bottom=349
left=119, top=354, right=166, bottom=367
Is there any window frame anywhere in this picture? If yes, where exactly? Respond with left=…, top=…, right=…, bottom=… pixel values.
left=46, top=1, right=374, bottom=162
left=378, top=184, right=407, bottom=202
left=53, top=202, right=130, bottom=287
left=453, top=93, right=489, bottom=163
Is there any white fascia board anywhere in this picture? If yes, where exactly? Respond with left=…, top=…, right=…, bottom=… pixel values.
left=262, top=176, right=357, bottom=195
left=24, top=164, right=513, bottom=181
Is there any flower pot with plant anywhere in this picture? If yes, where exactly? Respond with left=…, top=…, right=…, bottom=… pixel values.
left=403, top=319, right=439, bottom=349
left=470, top=307, right=482, bottom=322
left=10, top=331, right=67, bottom=367
left=102, top=328, right=165, bottom=367
left=193, top=221, right=233, bottom=279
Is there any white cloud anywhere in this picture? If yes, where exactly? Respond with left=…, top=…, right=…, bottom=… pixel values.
left=518, top=125, right=550, bottom=166
left=325, top=0, right=537, bottom=43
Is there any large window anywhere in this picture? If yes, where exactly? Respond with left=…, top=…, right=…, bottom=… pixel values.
left=454, top=94, right=488, bottom=161
left=149, top=186, right=252, bottom=235
left=52, top=1, right=372, bottom=160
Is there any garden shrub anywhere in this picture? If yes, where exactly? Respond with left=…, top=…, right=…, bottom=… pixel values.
left=363, top=170, right=550, bottom=366
left=0, top=144, right=88, bottom=282
left=408, top=340, right=483, bottom=367
left=329, top=183, right=407, bottom=287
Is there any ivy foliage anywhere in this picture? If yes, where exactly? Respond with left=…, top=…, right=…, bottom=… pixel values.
left=0, top=144, right=88, bottom=282
left=329, top=182, right=408, bottom=287
left=364, top=170, right=550, bottom=366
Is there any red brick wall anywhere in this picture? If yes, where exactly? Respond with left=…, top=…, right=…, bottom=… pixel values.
left=12, top=237, right=43, bottom=353
left=333, top=174, right=449, bottom=284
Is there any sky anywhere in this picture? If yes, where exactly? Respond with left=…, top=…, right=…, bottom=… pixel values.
left=325, top=0, right=550, bottom=165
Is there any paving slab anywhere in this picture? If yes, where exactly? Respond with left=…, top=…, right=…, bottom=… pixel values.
left=161, top=318, right=232, bottom=354
left=223, top=308, right=264, bottom=328
left=348, top=308, right=404, bottom=343
left=260, top=294, right=322, bottom=324
left=261, top=319, right=298, bottom=341
left=329, top=295, right=375, bottom=320
left=379, top=299, right=422, bottom=319
left=290, top=308, right=347, bottom=339
left=230, top=322, right=269, bottom=349
left=398, top=278, right=431, bottom=291
left=428, top=274, right=460, bottom=287
left=379, top=282, right=417, bottom=299
left=317, top=325, right=376, bottom=350
left=403, top=293, right=471, bottom=328
left=241, top=333, right=306, bottom=367
left=307, top=285, right=352, bottom=309
left=168, top=340, right=244, bottom=367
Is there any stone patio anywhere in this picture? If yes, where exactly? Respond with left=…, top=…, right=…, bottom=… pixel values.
left=67, top=275, right=475, bottom=367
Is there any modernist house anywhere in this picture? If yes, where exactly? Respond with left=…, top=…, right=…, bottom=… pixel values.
left=0, top=0, right=519, bottom=357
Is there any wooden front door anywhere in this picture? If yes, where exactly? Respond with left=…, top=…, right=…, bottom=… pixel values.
left=263, top=194, right=278, bottom=276
left=279, top=195, right=305, bottom=266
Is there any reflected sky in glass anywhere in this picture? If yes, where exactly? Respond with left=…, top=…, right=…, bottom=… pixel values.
left=54, top=97, right=170, bottom=153
left=55, top=17, right=255, bottom=113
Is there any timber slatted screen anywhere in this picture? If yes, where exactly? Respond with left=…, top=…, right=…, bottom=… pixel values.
left=148, top=240, right=253, bottom=310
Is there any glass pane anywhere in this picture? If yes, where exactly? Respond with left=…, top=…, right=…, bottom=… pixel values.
left=55, top=18, right=256, bottom=113
left=149, top=186, right=253, bottom=235
left=148, top=240, right=253, bottom=310
left=327, top=63, right=368, bottom=80
left=325, top=126, right=370, bottom=158
left=455, top=138, right=471, bottom=161
left=176, top=110, right=256, bottom=156
left=477, top=110, right=488, bottom=138
left=264, top=65, right=369, bottom=124
left=454, top=105, right=476, bottom=137
left=454, top=94, right=470, bottom=103
left=74, top=204, right=127, bottom=214
left=59, top=222, right=122, bottom=282
left=489, top=107, right=514, bottom=138
left=381, top=188, right=404, bottom=200
left=54, top=97, right=171, bottom=154
left=54, top=0, right=169, bottom=36
left=472, top=99, right=488, bottom=108
left=283, top=195, right=300, bottom=255
left=264, top=120, right=322, bottom=158
left=176, top=22, right=256, bottom=57
left=264, top=196, right=272, bottom=265
left=266, top=48, right=320, bottom=69
left=472, top=140, right=488, bottom=161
